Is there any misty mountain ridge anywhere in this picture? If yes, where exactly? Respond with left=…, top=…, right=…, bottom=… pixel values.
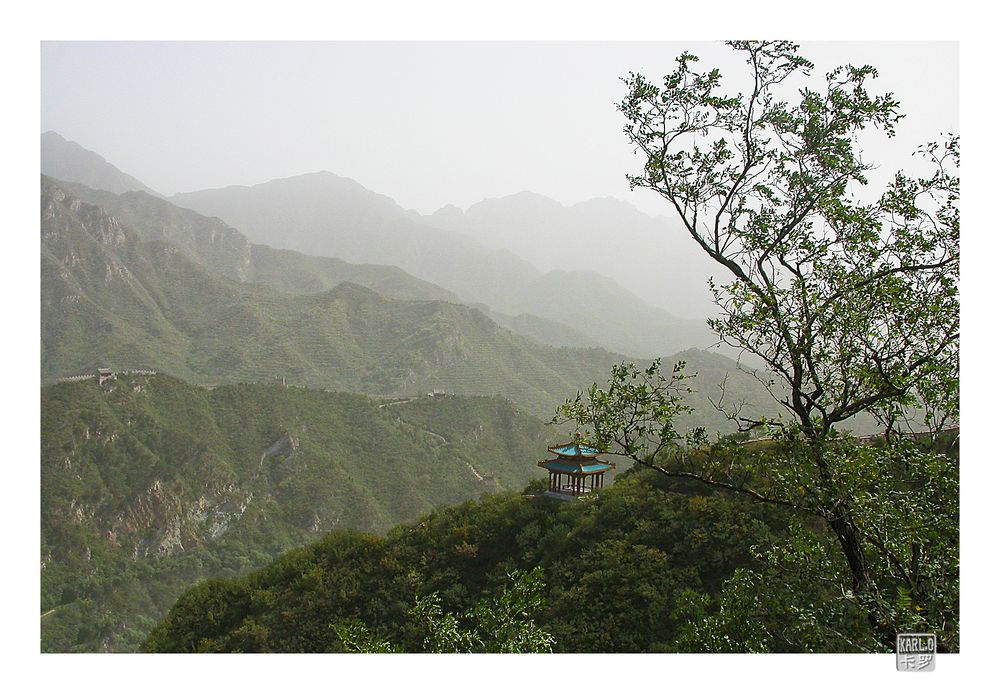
left=49, top=176, right=607, bottom=353
left=41, top=131, right=161, bottom=198
left=48, top=176, right=460, bottom=303
left=427, top=189, right=721, bottom=320
left=40, top=179, right=624, bottom=417
left=42, top=131, right=717, bottom=357
left=171, top=170, right=717, bottom=358
left=41, top=177, right=775, bottom=427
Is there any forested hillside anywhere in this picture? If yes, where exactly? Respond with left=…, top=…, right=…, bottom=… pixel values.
left=41, top=178, right=777, bottom=427
left=142, top=426, right=959, bottom=654
left=41, top=374, right=556, bottom=652
left=140, top=465, right=803, bottom=652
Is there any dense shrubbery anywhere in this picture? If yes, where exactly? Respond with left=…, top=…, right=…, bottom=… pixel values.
left=142, top=463, right=792, bottom=652
left=143, top=431, right=957, bottom=653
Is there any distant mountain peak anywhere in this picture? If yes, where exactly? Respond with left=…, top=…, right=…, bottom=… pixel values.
left=507, top=190, right=563, bottom=204
left=41, top=131, right=160, bottom=197
left=322, top=281, right=386, bottom=301
left=468, top=190, right=564, bottom=215
left=177, top=169, right=403, bottom=214
left=271, top=169, right=344, bottom=183
left=427, top=204, right=466, bottom=228
left=570, top=195, right=645, bottom=216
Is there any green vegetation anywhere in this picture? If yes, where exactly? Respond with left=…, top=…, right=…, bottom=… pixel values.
left=336, top=568, right=555, bottom=653
left=143, top=432, right=956, bottom=653
left=145, top=430, right=952, bottom=652
left=40, top=373, right=556, bottom=652
left=553, top=40, right=960, bottom=651
left=39, top=41, right=958, bottom=656
left=41, top=177, right=780, bottom=428
left=52, top=177, right=460, bottom=302
left=619, top=40, right=958, bottom=441
left=142, top=463, right=797, bottom=652
left=558, top=360, right=959, bottom=650
left=170, top=171, right=715, bottom=357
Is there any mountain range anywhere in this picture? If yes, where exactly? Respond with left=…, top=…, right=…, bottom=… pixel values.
left=49, top=177, right=459, bottom=303
left=427, top=191, right=720, bottom=319
left=41, top=175, right=773, bottom=426
left=45, top=131, right=717, bottom=358
left=38, top=131, right=802, bottom=654
left=170, top=174, right=715, bottom=358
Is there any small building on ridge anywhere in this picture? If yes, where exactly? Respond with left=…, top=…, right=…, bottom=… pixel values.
left=538, top=438, right=615, bottom=501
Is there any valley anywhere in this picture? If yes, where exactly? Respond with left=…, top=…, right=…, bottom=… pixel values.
left=41, top=373, right=557, bottom=651
left=39, top=135, right=782, bottom=652
left=38, top=56, right=946, bottom=659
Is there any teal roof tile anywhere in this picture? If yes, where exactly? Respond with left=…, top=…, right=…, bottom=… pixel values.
left=549, top=443, right=600, bottom=458
left=538, top=460, right=613, bottom=474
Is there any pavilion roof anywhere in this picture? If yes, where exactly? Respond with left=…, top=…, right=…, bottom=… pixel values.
left=537, top=459, right=615, bottom=474
left=547, top=441, right=601, bottom=459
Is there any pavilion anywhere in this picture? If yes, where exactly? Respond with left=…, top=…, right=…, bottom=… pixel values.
left=538, top=438, right=615, bottom=500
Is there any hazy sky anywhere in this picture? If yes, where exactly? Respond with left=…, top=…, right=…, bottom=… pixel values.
left=41, top=41, right=958, bottom=216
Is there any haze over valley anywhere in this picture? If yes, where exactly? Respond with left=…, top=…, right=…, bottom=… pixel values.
left=40, top=130, right=769, bottom=651
left=38, top=39, right=958, bottom=657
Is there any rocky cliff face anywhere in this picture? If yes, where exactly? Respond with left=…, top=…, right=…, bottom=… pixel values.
left=111, top=478, right=257, bottom=558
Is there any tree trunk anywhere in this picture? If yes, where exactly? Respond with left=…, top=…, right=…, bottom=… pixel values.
left=827, top=513, right=899, bottom=651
